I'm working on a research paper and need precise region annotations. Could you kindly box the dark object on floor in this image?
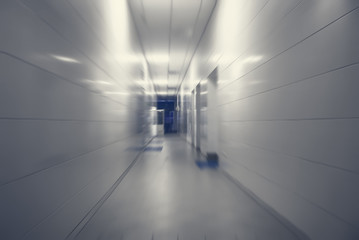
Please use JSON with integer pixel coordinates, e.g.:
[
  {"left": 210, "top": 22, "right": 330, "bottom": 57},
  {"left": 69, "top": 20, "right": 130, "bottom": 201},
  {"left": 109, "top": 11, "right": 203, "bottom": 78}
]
[
  {"left": 144, "top": 146, "right": 163, "bottom": 152},
  {"left": 195, "top": 160, "right": 219, "bottom": 169}
]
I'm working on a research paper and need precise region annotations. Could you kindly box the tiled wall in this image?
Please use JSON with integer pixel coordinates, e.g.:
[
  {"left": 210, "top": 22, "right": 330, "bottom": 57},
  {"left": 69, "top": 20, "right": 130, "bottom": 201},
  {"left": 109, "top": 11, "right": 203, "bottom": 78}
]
[
  {"left": 180, "top": 0, "right": 359, "bottom": 239},
  {"left": 0, "top": 0, "right": 151, "bottom": 239}
]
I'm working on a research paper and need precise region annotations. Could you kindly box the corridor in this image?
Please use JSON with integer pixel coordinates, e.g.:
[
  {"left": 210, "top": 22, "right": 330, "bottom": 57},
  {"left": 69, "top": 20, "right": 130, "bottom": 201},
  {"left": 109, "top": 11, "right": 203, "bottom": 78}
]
[
  {"left": 1, "top": 0, "right": 359, "bottom": 239},
  {"left": 71, "top": 136, "right": 302, "bottom": 240}
]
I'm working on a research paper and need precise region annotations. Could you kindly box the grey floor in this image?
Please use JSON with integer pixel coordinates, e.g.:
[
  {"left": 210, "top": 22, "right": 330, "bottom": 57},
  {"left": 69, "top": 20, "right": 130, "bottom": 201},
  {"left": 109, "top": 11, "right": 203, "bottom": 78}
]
[{"left": 76, "top": 136, "right": 300, "bottom": 240}]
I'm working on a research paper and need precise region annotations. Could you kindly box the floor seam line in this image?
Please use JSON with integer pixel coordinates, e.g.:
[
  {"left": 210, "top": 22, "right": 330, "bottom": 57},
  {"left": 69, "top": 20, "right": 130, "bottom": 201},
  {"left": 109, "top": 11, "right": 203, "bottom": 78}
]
[{"left": 64, "top": 137, "right": 156, "bottom": 240}]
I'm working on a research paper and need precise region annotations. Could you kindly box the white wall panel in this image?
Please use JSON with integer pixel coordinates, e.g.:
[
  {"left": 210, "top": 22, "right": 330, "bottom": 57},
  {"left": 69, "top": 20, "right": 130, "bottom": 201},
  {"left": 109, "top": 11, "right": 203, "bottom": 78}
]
[
  {"left": 219, "top": 8, "right": 359, "bottom": 105},
  {"left": 218, "top": 0, "right": 359, "bottom": 90},
  {"left": 0, "top": 55, "right": 131, "bottom": 121},
  {"left": 0, "top": 0, "right": 148, "bottom": 239},
  {"left": 179, "top": 0, "right": 359, "bottom": 239},
  {"left": 219, "top": 64, "right": 359, "bottom": 122},
  {"left": 1, "top": 140, "right": 137, "bottom": 239},
  {"left": 0, "top": 120, "right": 136, "bottom": 184},
  {"left": 222, "top": 157, "right": 358, "bottom": 240},
  {"left": 220, "top": 122, "right": 359, "bottom": 226}
]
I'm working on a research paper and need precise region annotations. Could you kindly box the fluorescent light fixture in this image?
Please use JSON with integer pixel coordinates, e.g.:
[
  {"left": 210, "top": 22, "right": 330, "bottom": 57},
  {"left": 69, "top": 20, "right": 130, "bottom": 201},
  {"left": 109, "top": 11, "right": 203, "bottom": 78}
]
[
  {"left": 105, "top": 0, "right": 130, "bottom": 49},
  {"left": 118, "top": 52, "right": 181, "bottom": 65},
  {"left": 147, "top": 53, "right": 169, "bottom": 63},
  {"left": 242, "top": 55, "right": 263, "bottom": 63},
  {"left": 85, "top": 80, "right": 113, "bottom": 85},
  {"left": 104, "top": 91, "right": 129, "bottom": 95},
  {"left": 135, "top": 79, "right": 147, "bottom": 84},
  {"left": 96, "top": 81, "right": 113, "bottom": 85},
  {"left": 153, "top": 80, "right": 168, "bottom": 86},
  {"left": 145, "top": 91, "right": 168, "bottom": 95},
  {"left": 51, "top": 55, "right": 80, "bottom": 63},
  {"left": 200, "top": 80, "right": 208, "bottom": 85},
  {"left": 200, "top": 91, "right": 208, "bottom": 95}
]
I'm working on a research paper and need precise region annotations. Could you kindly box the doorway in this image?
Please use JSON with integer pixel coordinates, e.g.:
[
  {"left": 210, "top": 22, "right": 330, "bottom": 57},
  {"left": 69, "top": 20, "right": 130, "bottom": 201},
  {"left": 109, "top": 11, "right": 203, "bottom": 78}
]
[{"left": 156, "top": 96, "right": 178, "bottom": 134}]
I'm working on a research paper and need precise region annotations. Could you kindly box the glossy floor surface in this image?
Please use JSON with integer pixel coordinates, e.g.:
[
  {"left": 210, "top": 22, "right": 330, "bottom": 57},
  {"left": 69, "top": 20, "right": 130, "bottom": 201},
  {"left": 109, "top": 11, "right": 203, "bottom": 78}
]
[{"left": 74, "top": 136, "right": 300, "bottom": 240}]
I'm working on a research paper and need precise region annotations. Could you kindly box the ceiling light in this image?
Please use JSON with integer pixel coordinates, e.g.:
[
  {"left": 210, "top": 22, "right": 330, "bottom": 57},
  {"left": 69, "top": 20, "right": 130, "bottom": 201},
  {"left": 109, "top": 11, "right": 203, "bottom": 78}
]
[
  {"left": 85, "top": 80, "right": 113, "bottom": 85},
  {"left": 104, "top": 91, "right": 129, "bottom": 95},
  {"left": 147, "top": 53, "right": 169, "bottom": 63},
  {"left": 145, "top": 91, "right": 168, "bottom": 95},
  {"left": 242, "top": 55, "right": 263, "bottom": 63},
  {"left": 153, "top": 80, "right": 168, "bottom": 86},
  {"left": 51, "top": 55, "right": 80, "bottom": 63}
]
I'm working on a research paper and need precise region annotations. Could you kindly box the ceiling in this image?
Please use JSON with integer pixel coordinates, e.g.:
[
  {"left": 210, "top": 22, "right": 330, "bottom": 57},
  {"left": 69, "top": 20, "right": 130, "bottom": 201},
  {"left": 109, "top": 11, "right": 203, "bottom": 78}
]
[{"left": 127, "top": 0, "right": 217, "bottom": 96}]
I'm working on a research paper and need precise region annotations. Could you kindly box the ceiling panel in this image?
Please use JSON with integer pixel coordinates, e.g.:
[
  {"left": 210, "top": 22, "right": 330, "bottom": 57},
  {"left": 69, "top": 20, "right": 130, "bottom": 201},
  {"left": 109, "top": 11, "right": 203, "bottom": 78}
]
[{"left": 128, "top": 0, "right": 217, "bottom": 96}]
